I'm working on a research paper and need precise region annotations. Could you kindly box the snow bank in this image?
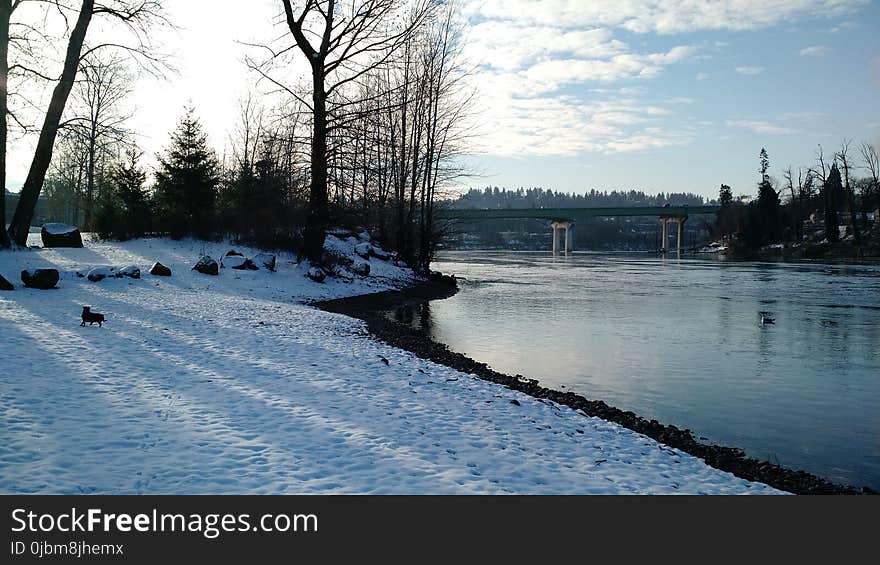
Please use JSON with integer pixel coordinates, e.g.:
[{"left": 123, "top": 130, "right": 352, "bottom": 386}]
[{"left": 0, "top": 235, "right": 782, "bottom": 494}]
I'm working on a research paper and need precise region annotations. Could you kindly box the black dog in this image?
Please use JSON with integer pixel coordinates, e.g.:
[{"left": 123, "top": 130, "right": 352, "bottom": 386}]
[{"left": 81, "top": 306, "right": 105, "bottom": 327}]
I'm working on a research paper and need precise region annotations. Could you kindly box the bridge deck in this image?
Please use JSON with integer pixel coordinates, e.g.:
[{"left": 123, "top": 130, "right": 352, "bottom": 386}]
[{"left": 438, "top": 206, "right": 719, "bottom": 222}]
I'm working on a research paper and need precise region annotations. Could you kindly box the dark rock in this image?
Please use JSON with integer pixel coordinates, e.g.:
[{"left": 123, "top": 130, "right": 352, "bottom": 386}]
[
  {"left": 193, "top": 256, "right": 219, "bottom": 276},
  {"left": 149, "top": 262, "right": 172, "bottom": 276},
  {"left": 21, "top": 269, "right": 59, "bottom": 289},
  {"left": 119, "top": 265, "right": 141, "bottom": 279},
  {"left": 307, "top": 266, "right": 327, "bottom": 283},
  {"left": 234, "top": 259, "right": 259, "bottom": 271},
  {"left": 225, "top": 249, "right": 244, "bottom": 257},
  {"left": 352, "top": 261, "right": 371, "bottom": 276},
  {"left": 0, "top": 274, "right": 14, "bottom": 291},
  {"left": 40, "top": 223, "right": 83, "bottom": 248},
  {"left": 510, "top": 399, "right": 520, "bottom": 406},
  {"left": 252, "top": 253, "right": 276, "bottom": 272}
]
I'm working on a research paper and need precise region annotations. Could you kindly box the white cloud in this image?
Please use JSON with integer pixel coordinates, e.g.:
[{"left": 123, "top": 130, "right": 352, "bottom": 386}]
[
  {"left": 736, "top": 66, "right": 766, "bottom": 75},
  {"left": 696, "top": 72, "right": 709, "bottom": 80},
  {"left": 727, "top": 120, "right": 795, "bottom": 134},
  {"left": 800, "top": 45, "right": 830, "bottom": 56},
  {"left": 465, "top": 0, "right": 867, "bottom": 34}
]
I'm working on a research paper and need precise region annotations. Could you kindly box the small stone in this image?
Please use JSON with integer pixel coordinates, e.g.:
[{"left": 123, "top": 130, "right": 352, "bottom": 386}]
[
  {"left": 307, "top": 266, "right": 327, "bottom": 283},
  {"left": 193, "top": 256, "right": 219, "bottom": 276},
  {"left": 252, "top": 253, "right": 276, "bottom": 272},
  {"left": 149, "top": 262, "right": 172, "bottom": 276},
  {"left": 354, "top": 242, "right": 372, "bottom": 260},
  {"left": 119, "top": 265, "right": 141, "bottom": 279},
  {"left": 352, "top": 261, "right": 371, "bottom": 276},
  {"left": 87, "top": 266, "right": 119, "bottom": 282}
]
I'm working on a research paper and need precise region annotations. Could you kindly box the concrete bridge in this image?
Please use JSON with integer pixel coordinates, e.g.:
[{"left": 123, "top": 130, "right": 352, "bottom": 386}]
[{"left": 437, "top": 205, "right": 720, "bottom": 255}]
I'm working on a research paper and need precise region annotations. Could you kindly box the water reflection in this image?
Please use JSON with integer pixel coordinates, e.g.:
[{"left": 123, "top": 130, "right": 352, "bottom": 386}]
[{"left": 412, "top": 251, "right": 880, "bottom": 490}]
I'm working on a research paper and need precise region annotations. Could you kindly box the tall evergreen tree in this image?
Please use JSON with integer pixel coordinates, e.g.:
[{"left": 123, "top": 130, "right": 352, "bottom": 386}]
[
  {"left": 756, "top": 148, "right": 781, "bottom": 244},
  {"left": 824, "top": 164, "right": 843, "bottom": 243},
  {"left": 153, "top": 108, "right": 219, "bottom": 238},
  {"left": 113, "top": 146, "right": 150, "bottom": 238},
  {"left": 717, "top": 183, "right": 735, "bottom": 236}
]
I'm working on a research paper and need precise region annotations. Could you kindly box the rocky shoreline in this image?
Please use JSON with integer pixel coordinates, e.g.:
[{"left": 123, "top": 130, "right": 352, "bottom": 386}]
[{"left": 315, "top": 276, "right": 875, "bottom": 495}]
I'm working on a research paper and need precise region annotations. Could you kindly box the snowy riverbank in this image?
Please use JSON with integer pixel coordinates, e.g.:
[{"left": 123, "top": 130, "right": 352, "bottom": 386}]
[{"left": 0, "top": 236, "right": 782, "bottom": 494}]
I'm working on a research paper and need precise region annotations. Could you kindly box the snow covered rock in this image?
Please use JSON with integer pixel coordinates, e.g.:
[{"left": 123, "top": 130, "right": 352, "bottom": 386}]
[
  {"left": 252, "top": 253, "right": 276, "bottom": 272},
  {"left": 352, "top": 261, "right": 371, "bottom": 277},
  {"left": 0, "top": 274, "right": 14, "bottom": 291},
  {"left": 221, "top": 254, "right": 247, "bottom": 269},
  {"left": 119, "top": 265, "right": 141, "bottom": 279},
  {"left": 21, "top": 269, "right": 59, "bottom": 289},
  {"left": 40, "top": 223, "right": 83, "bottom": 248},
  {"left": 354, "top": 242, "right": 372, "bottom": 260},
  {"left": 149, "top": 262, "right": 172, "bottom": 276},
  {"left": 370, "top": 246, "right": 391, "bottom": 261},
  {"left": 224, "top": 249, "right": 244, "bottom": 257},
  {"left": 358, "top": 230, "right": 371, "bottom": 241},
  {"left": 193, "top": 256, "right": 219, "bottom": 276},
  {"left": 307, "top": 266, "right": 327, "bottom": 283},
  {"left": 86, "top": 266, "right": 120, "bottom": 282}
]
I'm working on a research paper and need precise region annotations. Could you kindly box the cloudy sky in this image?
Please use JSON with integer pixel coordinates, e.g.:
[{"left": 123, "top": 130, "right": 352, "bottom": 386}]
[{"left": 8, "top": 0, "right": 880, "bottom": 200}]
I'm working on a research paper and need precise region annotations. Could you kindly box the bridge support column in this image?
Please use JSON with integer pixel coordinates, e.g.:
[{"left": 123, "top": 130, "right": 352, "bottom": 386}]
[
  {"left": 659, "top": 216, "right": 687, "bottom": 254},
  {"left": 550, "top": 221, "right": 572, "bottom": 255}
]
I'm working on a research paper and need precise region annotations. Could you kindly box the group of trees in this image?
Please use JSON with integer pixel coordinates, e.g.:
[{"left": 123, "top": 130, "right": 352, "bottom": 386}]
[
  {"left": 717, "top": 142, "right": 880, "bottom": 251},
  {"left": 452, "top": 187, "right": 710, "bottom": 210},
  {"left": 2, "top": 0, "right": 470, "bottom": 273}
]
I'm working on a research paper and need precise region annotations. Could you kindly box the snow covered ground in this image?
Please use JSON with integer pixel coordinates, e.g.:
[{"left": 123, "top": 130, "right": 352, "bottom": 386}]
[{"left": 0, "top": 235, "right": 783, "bottom": 494}]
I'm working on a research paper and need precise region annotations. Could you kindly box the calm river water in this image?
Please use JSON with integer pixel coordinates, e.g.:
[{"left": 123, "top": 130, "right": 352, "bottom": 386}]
[{"left": 424, "top": 251, "right": 880, "bottom": 490}]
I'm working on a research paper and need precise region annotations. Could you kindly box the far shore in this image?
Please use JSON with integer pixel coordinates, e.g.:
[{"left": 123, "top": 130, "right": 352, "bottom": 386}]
[{"left": 314, "top": 277, "right": 875, "bottom": 495}]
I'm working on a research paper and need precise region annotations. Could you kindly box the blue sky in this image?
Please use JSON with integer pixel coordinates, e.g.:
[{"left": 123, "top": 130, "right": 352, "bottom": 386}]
[
  {"left": 462, "top": 0, "right": 880, "bottom": 200},
  {"left": 7, "top": 0, "right": 879, "bottom": 202}
]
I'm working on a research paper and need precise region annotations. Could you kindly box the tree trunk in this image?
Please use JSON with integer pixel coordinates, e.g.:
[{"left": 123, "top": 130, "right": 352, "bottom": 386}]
[
  {"left": 0, "top": 0, "right": 11, "bottom": 248},
  {"left": 303, "top": 64, "right": 328, "bottom": 262},
  {"left": 7, "top": 0, "right": 93, "bottom": 246}
]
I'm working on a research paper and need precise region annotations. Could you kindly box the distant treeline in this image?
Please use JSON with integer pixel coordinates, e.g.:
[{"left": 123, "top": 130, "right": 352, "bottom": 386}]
[{"left": 450, "top": 187, "right": 712, "bottom": 210}]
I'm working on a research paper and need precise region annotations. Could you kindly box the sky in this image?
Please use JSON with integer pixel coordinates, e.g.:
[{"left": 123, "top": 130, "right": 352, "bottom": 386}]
[{"left": 6, "top": 0, "right": 880, "bottom": 201}]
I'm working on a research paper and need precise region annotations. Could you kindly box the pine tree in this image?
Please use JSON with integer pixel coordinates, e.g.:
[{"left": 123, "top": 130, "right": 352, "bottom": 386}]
[
  {"left": 153, "top": 107, "right": 220, "bottom": 238},
  {"left": 113, "top": 146, "right": 150, "bottom": 238},
  {"left": 824, "top": 164, "right": 842, "bottom": 243},
  {"left": 756, "top": 148, "right": 781, "bottom": 244}
]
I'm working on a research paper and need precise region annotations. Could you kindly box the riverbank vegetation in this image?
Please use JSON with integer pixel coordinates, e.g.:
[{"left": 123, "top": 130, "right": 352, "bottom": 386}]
[
  {"left": 717, "top": 144, "right": 880, "bottom": 259},
  {"left": 2, "top": 1, "right": 471, "bottom": 273}
]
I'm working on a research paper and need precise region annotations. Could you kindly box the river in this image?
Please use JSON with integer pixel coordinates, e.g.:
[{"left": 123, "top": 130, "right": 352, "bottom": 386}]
[{"left": 420, "top": 251, "right": 880, "bottom": 490}]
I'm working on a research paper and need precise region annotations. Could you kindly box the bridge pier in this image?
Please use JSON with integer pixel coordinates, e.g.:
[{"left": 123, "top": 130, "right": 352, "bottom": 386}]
[
  {"left": 550, "top": 221, "right": 572, "bottom": 255},
  {"left": 659, "top": 216, "right": 687, "bottom": 254}
]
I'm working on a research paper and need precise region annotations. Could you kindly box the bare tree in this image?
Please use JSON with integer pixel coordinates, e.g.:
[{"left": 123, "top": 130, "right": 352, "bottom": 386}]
[
  {"left": 271, "top": 0, "right": 436, "bottom": 262},
  {"left": 861, "top": 142, "right": 879, "bottom": 213},
  {"left": 836, "top": 139, "right": 860, "bottom": 246},
  {"left": 63, "top": 52, "right": 132, "bottom": 229},
  {"left": 6, "top": 0, "right": 167, "bottom": 247}
]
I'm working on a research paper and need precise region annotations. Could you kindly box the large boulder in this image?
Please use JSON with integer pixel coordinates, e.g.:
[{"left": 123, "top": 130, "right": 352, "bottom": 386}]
[
  {"left": 0, "top": 274, "right": 14, "bottom": 291},
  {"left": 149, "top": 262, "right": 172, "bottom": 276},
  {"left": 192, "top": 256, "right": 219, "bottom": 276},
  {"left": 252, "top": 253, "right": 276, "bottom": 272},
  {"left": 21, "top": 269, "right": 59, "bottom": 289},
  {"left": 41, "top": 223, "right": 83, "bottom": 248}
]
